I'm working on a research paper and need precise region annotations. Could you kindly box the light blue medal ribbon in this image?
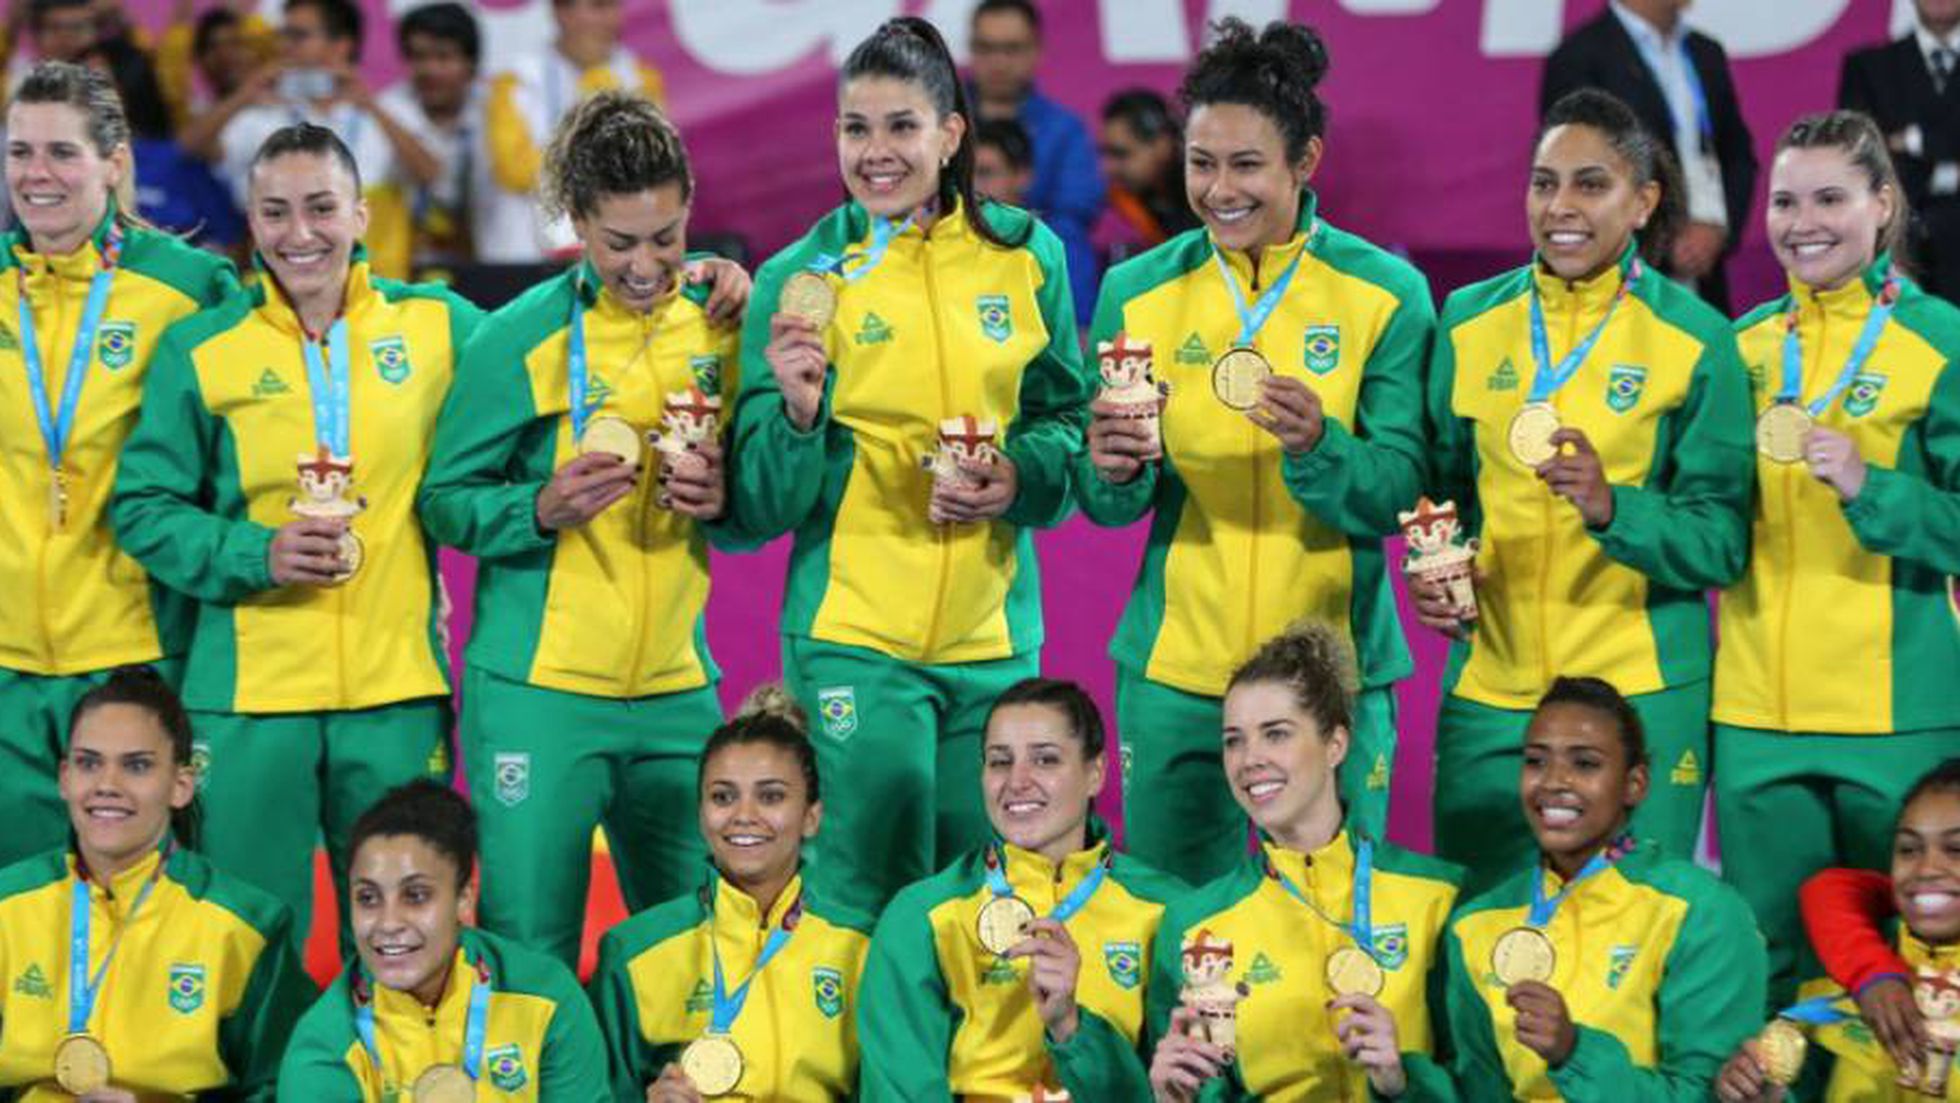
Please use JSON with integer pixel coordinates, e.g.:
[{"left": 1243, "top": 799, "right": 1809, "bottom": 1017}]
[
  {"left": 1267, "top": 836, "right": 1377, "bottom": 959},
  {"left": 1778, "top": 994, "right": 1857, "bottom": 1026},
  {"left": 706, "top": 890, "right": 803, "bottom": 1035},
  {"left": 984, "top": 843, "right": 1113, "bottom": 925},
  {"left": 67, "top": 843, "right": 167, "bottom": 1036},
  {"left": 568, "top": 276, "right": 598, "bottom": 441},
  {"left": 299, "top": 318, "right": 352, "bottom": 455},
  {"left": 16, "top": 224, "right": 123, "bottom": 482},
  {"left": 1209, "top": 234, "right": 1307, "bottom": 348},
  {"left": 1528, "top": 835, "right": 1632, "bottom": 927},
  {"left": 354, "top": 954, "right": 491, "bottom": 1083},
  {"left": 1526, "top": 257, "right": 1640, "bottom": 404},
  {"left": 805, "top": 213, "right": 915, "bottom": 283},
  {"left": 1776, "top": 270, "right": 1899, "bottom": 417}
]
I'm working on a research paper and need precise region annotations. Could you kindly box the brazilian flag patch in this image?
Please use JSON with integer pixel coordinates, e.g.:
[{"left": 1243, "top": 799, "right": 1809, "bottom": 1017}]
[
  {"left": 370, "top": 336, "right": 410, "bottom": 384},
  {"left": 98, "top": 321, "right": 136, "bottom": 369}
]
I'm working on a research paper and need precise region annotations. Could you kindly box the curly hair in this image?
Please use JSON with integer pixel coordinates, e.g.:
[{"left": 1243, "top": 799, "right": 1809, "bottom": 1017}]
[
  {"left": 1179, "top": 18, "right": 1331, "bottom": 162},
  {"left": 1227, "top": 621, "right": 1359, "bottom": 740},
  {"left": 541, "top": 89, "right": 692, "bottom": 222}
]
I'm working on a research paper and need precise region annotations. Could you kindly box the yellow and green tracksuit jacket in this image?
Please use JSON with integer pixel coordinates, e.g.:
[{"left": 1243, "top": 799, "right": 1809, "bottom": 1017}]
[
  {"left": 0, "top": 844, "right": 313, "bottom": 1100},
  {"left": 419, "top": 261, "right": 741, "bottom": 699},
  {"left": 856, "top": 827, "right": 1184, "bottom": 1100},
  {"left": 732, "top": 200, "right": 1091, "bottom": 664},
  {"left": 277, "top": 926, "right": 609, "bottom": 1100},
  {"left": 0, "top": 219, "right": 237, "bottom": 677},
  {"left": 1075, "top": 194, "right": 1432, "bottom": 695},
  {"left": 1794, "top": 926, "right": 1959, "bottom": 1101},
  {"left": 1427, "top": 250, "right": 1754, "bottom": 708},
  {"left": 1434, "top": 840, "right": 1766, "bottom": 1101},
  {"left": 1130, "top": 831, "right": 1462, "bottom": 1101},
  {"left": 109, "top": 255, "right": 484, "bottom": 713},
  {"left": 1717, "top": 258, "right": 1960, "bottom": 735},
  {"left": 588, "top": 871, "right": 872, "bottom": 1101}
]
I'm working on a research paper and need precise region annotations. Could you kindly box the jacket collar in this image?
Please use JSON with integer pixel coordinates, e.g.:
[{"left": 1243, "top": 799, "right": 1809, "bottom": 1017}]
[
  {"left": 1532, "top": 239, "right": 1640, "bottom": 314},
  {"left": 1260, "top": 825, "right": 1357, "bottom": 891},
  {"left": 7, "top": 208, "right": 121, "bottom": 282},
  {"left": 1786, "top": 252, "right": 1897, "bottom": 325},
  {"left": 71, "top": 839, "right": 169, "bottom": 902},
  {"left": 572, "top": 259, "right": 683, "bottom": 322},
  {"left": 1207, "top": 189, "right": 1320, "bottom": 288},
  {"left": 254, "top": 245, "right": 378, "bottom": 340},
  {"left": 989, "top": 815, "right": 1112, "bottom": 896},
  {"left": 708, "top": 869, "right": 806, "bottom": 932}
]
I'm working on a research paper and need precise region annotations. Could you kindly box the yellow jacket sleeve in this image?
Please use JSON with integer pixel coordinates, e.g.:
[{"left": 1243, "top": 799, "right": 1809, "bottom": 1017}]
[{"left": 487, "top": 72, "right": 542, "bottom": 194}]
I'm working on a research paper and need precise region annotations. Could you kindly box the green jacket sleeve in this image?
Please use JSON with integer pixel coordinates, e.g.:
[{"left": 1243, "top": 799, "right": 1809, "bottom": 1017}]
[
  {"left": 1380, "top": 905, "right": 1469, "bottom": 1102},
  {"left": 1587, "top": 329, "right": 1753, "bottom": 589},
  {"left": 1438, "top": 926, "right": 1514, "bottom": 1102},
  {"left": 538, "top": 979, "right": 613, "bottom": 1102},
  {"left": 417, "top": 316, "right": 557, "bottom": 561},
  {"left": 856, "top": 890, "right": 956, "bottom": 1102},
  {"left": 1547, "top": 881, "right": 1766, "bottom": 1103},
  {"left": 1000, "top": 221, "right": 1092, "bottom": 530},
  {"left": 1070, "top": 264, "right": 1158, "bottom": 528},
  {"left": 1284, "top": 270, "right": 1435, "bottom": 537},
  {"left": 1050, "top": 1006, "right": 1152, "bottom": 1101},
  {"left": 1422, "top": 313, "right": 1478, "bottom": 518},
  {"left": 588, "top": 932, "right": 659, "bottom": 1103},
  {"left": 214, "top": 911, "right": 315, "bottom": 1102},
  {"left": 1842, "top": 359, "right": 1960, "bottom": 571},
  {"left": 728, "top": 254, "right": 834, "bottom": 542},
  {"left": 110, "top": 325, "right": 278, "bottom": 603},
  {"left": 273, "top": 1006, "right": 365, "bottom": 1102}
]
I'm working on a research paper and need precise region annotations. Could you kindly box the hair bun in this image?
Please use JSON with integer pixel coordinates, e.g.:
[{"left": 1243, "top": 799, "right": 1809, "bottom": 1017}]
[
  {"left": 1260, "top": 22, "right": 1329, "bottom": 88},
  {"left": 735, "top": 683, "right": 808, "bottom": 733}
]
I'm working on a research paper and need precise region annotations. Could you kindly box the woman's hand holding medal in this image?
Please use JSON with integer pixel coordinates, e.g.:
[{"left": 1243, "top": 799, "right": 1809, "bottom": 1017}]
[
  {"left": 1800, "top": 426, "right": 1868, "bottom": 502},
  {"left": 765, "top": 314, "right": 828, "bottom": 432},
  {"left": 1005, "top": 917, "right": 1083, "bottom": 1044},
  {"left": 1332, "top": 992, "right": 1409, "bottom": 1097},
  {"left": 1535, "top": 428, "right": 1614, "bottom": 529},
  {"left": 268, "top": 517, "right": 353, "bottom": 586},
  {"left": 1507, "top": 980, "right": 1578, "bottom": 1067},
  {"left": 1086, "top": 397, "right": 1160, "bottom": 485},
  {"left": 929, "top": 454, "right": 1018, "bottom": 525},
  {"left": 660, "top": 439, "right": 726, "bottom": 521},
  {"left": 1246, "top": 375, "right": 1325, "bottom": 455},
  {"left": 535, "top": 453, "right": 638, "bottom": 532},
  {"left": 647, "top": 1062, "right": 705, "bottom": 1103}
]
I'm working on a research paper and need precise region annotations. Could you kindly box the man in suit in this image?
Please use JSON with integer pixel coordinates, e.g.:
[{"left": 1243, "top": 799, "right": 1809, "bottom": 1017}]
[
  {"left": 1841, "top": 0, "right": 1960, "bottom": 304},
  {"left": 1542, "top": 0, "right": 1757, "bottom": 312}
]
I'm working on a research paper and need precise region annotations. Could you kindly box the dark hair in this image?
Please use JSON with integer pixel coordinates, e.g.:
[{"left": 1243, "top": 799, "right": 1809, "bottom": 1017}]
[
  {"left": 11, "top": 62, "right": 141, "bottom": 222},
  {"left": 541, "top": 90, "right": 691, "bottom": 221},
  {"left": 1227, "top": 621, "right": 1357, "bottom": 741},
  {"left": 1535, "top": 676, "right": 1648, "bottom": 766},
  {"left": 1538, "top": 88, "right": 1685, "bottom": 272},
  {"left": 1179, "top": 18, "right": 1330, "bottom": 162},
  {"left": 29, "top": 0, "right": 92, "bottom": 31},
  {"left": 1902, "top": 758, "right": 1960, "bottom": 815},
  {"left": 192, "top": 8, "right": 241, "bottom": 59},
  {"left": 284, "top": 0, "right": 363, "bottom": 58},
  {"left": 68, "top": 666, "right": 200, "bottom": 850},
  {"left": 250, "top": 120, "right": 363, "bottom": 193},
  {"left": 398, "top": 1, "right": 481, "bottom": 69},
  {"left": 1103, "top": 87, "right": 1179, "bottom": 143},
  {"left": 1777, "top": 110, "right": 1911, "bottom": 265},
  {"left": 975, "top": 118, "right": 1033, "bottom": 172},
  {"left": 840, "top": 17, "right": 1027, "bottom": 249},
  {"left": 348, "top": 779, "right": 477, "bottom": 891},
  {"left": 985, "top": 678, "right": 1108, "bottom": 761},
  {"left": 699, "top": 685, "right": 820, "bottom": 802},
  {"left": 973, "top": 0, "right": 1041, "bottom": 35}
]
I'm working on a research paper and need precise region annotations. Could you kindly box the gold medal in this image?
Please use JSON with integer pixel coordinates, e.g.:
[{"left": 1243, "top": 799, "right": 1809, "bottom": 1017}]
[
  {"left": 325, "top": 529, "right": 364, "bottom": 585},
  {"left": 1754, "top": 1018, "right": 1808, "bottom": 1085},
  {"left": 1506, "top": 402, "right": 1563, "bottom": 468},
  {"left": 1210, "top": 346, "right": 1273, "bottom": 411},
  {"left": 779, "top": 271, "right": 839, "bottom": 330},
  {"left": 975, "top": 894, "right": 1037, "bottom": 957},
  {"left": 577, "top": 414, "right": 644, "bottom": 467},
  {"left": 1755, "top": 403, "right": 1812, "bottom": 465},
  {"left": 410, "top": 1063, "right": 475, "bottom": 1103},
  {"left": 53, "top": 1032, "right": 112, "bottom": 1094},
  {"left": 1324, "top": 945, "right": 1385, "bottom": 998},
  {"left": 680, "top": 1033, "right": 746, "bottom": 1097},
  {"left": 1490, "top": 926, "right": 1557, "bottom": 987}
]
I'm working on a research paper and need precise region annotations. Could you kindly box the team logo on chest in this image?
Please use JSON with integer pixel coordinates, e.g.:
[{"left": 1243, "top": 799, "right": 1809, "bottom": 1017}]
[
  {"left": 1607, "top": 944, "right": 1639, "bottom": 989},
  {"left": 1104, "top": 940, "right": 1143, "bottom": 989},
  {"left": 1606, "top": 364, "right": 1647, "bottom": 413},
  {"left": 689, "top": 354, "right": 723, "bottom": 394},
  {"left": 977, "top": 295, "right": 1013, "bottom": 343},
  {"left": 97, "top": 321, "right": 136, "bottom": 370},
  {"left": 485, "top": 1045, "right": 528, "bottom": 1091},
  {"left": 1176, "top": 333, "right": 1211, "bottom": 366},
  {"left": 1487, "top": 358, "right": 1519, "bottom": 392},
  {"left": 493, "top": 752, "right": 531, "bottom": 807},
  {"left": 168, "top": 963, "right": 206, "bottom": 1014},
  {"left": 813, "top": 966, "right": 844, "bottom": 1018},
  {"left": 1303, "top": 325, "right": 1340, "bottom": 374},
  {"left": 370, "top": 336, "right": 410, "bottom": 385},
  {"left": 1844, "top": 372, "right": 1887, "bottom": 417},
  {"left": 816, "top": 687, "right": 858, "bottom": 741},
  {"left": 1371, "top": 924, "right": 1410, "bottom": 971},
  {"left": 855, "top": 312, "right": 894, "bottom": 346}
]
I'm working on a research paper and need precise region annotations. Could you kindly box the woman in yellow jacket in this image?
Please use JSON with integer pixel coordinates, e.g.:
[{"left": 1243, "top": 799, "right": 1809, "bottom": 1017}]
[
  {"left": 1716, "top": 110, "right": 1960, "bottom": 1010},
  {"left": 858, "top": 678, "right": 1184, "bottom": 1101},
  {"left": 1077, "top": 17, "right": 1434, "bottom": 886},
  {"left": 589, "top": 687, "right": 871, "bottom": 1102},
  {"left": 0, "top": 61, "right": 237, "bottom": 871},
  {"left": 1412, "top": 89, "right": 1755, "bottom": 886},
  {"left": 0, "top": 666, "right": 313, "bottom": 1099},
  {"left": 1141, "top": 624, "right": 1464, "bottom": 1102},
  {"left": 731, "top": 16, "right": 1091, "bottom": 920}
]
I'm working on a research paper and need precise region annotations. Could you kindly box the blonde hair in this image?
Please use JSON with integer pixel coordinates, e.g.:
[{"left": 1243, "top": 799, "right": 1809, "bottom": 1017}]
[
  {"left": 11, "top": 61, "right": 141, "bottom": 228},
  {"left": 1226, "top": 620, "right": 1359, "bottom": 738}
]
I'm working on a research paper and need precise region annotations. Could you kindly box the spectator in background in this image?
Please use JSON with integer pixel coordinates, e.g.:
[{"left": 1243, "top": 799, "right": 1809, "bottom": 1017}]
[
  {"left": 968, "top": 0, "right": 1103, "bottom": 325},
  {"left": 1097, "top": 86, "right": 1197, "bottom": 255},
  {"left": 381, "top": 2, "right": 484, "bottom": 271},
  {"left": 1542, "top": 0, "right": 1756, "bottom": 312},
  {"left": 80, "top": 42, "right": 243, "bottom": 249},
  {"left": 185, "top": 0, "right": 440, "bottom": 280},
  {"left": 1841, "top": 0, "right": 1960, "bottom": 304},
  {"left": 19, "top": 0, "right": 96, "bottom": 70},
  {"left": 158, "top": 1, "right": 275, "bottom": 135},
  {"left": 482, "top": 0, "right": 664, "bottom": 262},
  {"left": 973, "top": 116, "right": 1033, "bottom": 207}
]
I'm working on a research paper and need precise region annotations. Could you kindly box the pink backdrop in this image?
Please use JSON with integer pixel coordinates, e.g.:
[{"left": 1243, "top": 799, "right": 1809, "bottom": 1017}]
[{"left": 117, "top": 0, "right": 1908, "bottom": 850}]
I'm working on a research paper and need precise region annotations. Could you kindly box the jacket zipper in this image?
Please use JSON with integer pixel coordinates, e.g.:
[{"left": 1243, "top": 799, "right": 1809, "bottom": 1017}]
[
  {"left": 625, "top": 309, "right": 659, "bottom": 693},
  {"left": 1245, "top": 248, "right": 1265, "bottom": 657},
  {"left": 1538, "top": 285, "right": 1581, "bottom": 689},
  {"left": 1775, "top": 298, "right": 1822, "bottom": 729},
  {"left": 35, "top": 263, "right": 64, "bottom": 669},
  {"left": 920, "top": 232, "right": 954, "bottom": 657}
]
